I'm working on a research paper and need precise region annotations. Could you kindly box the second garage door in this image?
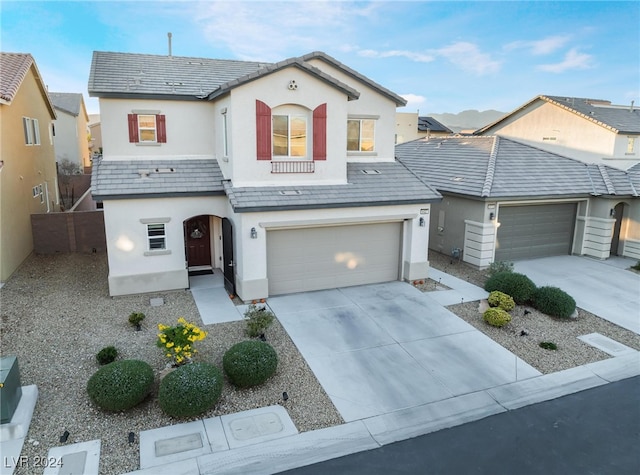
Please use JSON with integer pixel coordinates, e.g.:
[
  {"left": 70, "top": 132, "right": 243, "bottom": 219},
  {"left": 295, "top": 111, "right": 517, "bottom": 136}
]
[
  {"left": 267, "top": 222, "right": 402, "bottom": 295},
  {"left": 495, "top": 203, "right": 576, "bottom": 261}
]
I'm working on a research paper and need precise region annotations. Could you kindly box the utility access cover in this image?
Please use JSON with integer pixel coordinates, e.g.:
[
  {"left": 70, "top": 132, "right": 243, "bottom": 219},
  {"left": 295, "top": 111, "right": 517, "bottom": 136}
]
[{"left": 229, "top": 412, "right": 284, "bottom": 441}]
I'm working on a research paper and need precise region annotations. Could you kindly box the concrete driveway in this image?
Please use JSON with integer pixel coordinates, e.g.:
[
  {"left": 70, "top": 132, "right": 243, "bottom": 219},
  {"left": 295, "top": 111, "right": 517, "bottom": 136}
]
[
  {"left": 514, "top": 255, "right": 640, "bottom": 334},
  {"left": 268, "top": 281, "right": 540, "bottom": 422}
]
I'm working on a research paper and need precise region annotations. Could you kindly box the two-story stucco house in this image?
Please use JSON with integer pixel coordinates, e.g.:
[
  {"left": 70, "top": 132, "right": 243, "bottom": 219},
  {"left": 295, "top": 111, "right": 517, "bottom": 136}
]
[
  {"left": 49, "top": 92, "right": 91, "bottom": 172},
  {"left": 89, "top": 51, "right": 441, "bottom": 298},
  {"left": 0, "top": 52, "right": 59, "bottom": 284},
  {"left": 475, "top": 95, "right": 640, "bottom": 171}
]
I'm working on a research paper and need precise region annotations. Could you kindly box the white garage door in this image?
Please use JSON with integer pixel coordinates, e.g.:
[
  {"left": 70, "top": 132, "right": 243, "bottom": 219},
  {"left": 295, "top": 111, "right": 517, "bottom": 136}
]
[
  {"left": 495, "top": 203, "right": 576, "bottom": 261},
  {"left": 267, "top": 222, "right": 402, "bottom": 295}
]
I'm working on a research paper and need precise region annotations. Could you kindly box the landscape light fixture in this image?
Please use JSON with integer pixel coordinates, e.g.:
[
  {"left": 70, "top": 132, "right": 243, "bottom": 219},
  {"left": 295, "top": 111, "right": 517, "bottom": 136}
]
[
  {"left": 250, "top": 227, "right": 258, "bottom": 239},
  {"left": 489, "top": 212, "right": 495, "bottom": 220},
  {"left": 610, "top": 209, "right": 616, "bottom": 217},
  {"left": 419, "top": 217, "right": 425, "bottom": 227}
]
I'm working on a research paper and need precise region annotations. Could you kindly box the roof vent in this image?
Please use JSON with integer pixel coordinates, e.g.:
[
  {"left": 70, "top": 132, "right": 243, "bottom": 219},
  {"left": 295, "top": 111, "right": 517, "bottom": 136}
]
[
  {"left": 361, "top": 169, "right": 380, "bottom": 175},
  {"left": 154, "top": 167, "right": 175, "bottom": 173},
  {"left": 165, "top": 82, "right": 183, "bottom": 86},
  {"left": 451, "top": 177, "right": 464, "bottom": 182},
  {"left": 278, "top": 190, "right": 302, "bottom": 196},
  {"left": 188, "top": 61, "right": 203, "bottom": 65},
  {"left": 138, "top": 169, "right": 151, "bottom": 179}
]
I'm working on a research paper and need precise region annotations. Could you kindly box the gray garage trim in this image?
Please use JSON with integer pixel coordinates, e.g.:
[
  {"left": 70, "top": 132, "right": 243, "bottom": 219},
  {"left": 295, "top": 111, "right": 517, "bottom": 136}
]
[
  {"left": 267, "top": 222, "right": 402, "bottom": 295},
  {"left": 495, "top": 203, "right": 577, "bottom": 261}
]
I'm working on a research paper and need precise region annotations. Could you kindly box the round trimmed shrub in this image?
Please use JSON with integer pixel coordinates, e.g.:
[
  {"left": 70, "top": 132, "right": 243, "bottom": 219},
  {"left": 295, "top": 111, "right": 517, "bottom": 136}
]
[
  {"left": 483, "top": 307, "right": 512, "bottom": 327},
  {"left": 533, "top": 286, "right": 576, "bottom": 319},
  {"left": 223, "top": 341, "right": 278, "bottom": 388},
  {"left": 484, "top": 272, "right": 537, "bottom": 305},
  {"left": 158, "top": 362, "right": 223, "bottom": 418},
  {"left": 96, "top": 346, "right": 118, "bottom": 365},
  {"left": 87, "top": 359, "right": 154, "bottom": 411},
  {"left": 487, "top": 291, "right": 515, "bottom": 312}
]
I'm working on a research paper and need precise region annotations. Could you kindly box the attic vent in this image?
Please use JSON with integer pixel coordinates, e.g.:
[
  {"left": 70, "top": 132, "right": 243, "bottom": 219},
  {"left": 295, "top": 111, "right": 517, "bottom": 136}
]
[
  {"left": 361, "top": 169, "right": 381, "bottom": 175},
  {"left": 451, "top": 177, "right": 464, "bottom": 182},
  {"left": 138, "top": 169, "right": 151, "bottom": 179},
  {"left": 278, "top": 190, "right": 302, "bottom": 196},
  {"left": 154, "top": 168, "right": 176, "bottom": 173},
  {"left": 165, "top": 82, "right": 183, "bottom": 86},
  {"left": 187, "top": 61, "right": 203, "bottom": 65}
]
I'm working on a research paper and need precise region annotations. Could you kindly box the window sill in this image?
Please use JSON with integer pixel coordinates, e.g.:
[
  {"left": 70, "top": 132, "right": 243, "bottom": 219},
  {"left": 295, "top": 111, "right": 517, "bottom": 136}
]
[
  {"left": 144, "top": 250, "right": 171, "bottom": 256},
  {"left": 135, "top": 143, "right": 162, "bottom": 147},
  {"left": 347, "top": 151, "right": 378, "bottom": 157}
]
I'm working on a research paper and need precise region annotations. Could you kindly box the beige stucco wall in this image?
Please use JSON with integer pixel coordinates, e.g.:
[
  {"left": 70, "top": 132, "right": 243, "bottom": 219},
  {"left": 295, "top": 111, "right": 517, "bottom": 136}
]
[
  {"left": 0, "top": 67, "right": 58, "bottom": 282},
  {"left": 53, "top": 109, "right": 90, "bottom": 169},
  {"left": 428, "top": 194, "right": 486, "bottom": 258},
  {"left": 395, "top": 112, "right": 420, "bottom": 144}
]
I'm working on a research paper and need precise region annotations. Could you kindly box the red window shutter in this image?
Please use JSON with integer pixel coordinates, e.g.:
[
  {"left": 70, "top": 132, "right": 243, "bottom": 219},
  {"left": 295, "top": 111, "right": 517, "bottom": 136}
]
[
  {"left": 313, "top": 103, "right": 327, "bottom": 161},
  {"left": 256, "top": 100, "right": 272, "bottom": 160},
  {"left": 157, "top": 114, "right": 167, "bottom": 143},
  {"left": 127, "top": 114, "right": 139, "bottom": 143}
]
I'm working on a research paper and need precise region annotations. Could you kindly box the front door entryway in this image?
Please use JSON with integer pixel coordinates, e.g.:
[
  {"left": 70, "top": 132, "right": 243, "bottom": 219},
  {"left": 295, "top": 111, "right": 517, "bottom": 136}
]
[
  {"left": 222, "top": 218, "right": 236, "bottom": 296},
  {"left": 610, "top": 203, "right": 624, "bottom": 256},
  {"left": 185, "top": 215, "right": 212, "bottom": 268}
]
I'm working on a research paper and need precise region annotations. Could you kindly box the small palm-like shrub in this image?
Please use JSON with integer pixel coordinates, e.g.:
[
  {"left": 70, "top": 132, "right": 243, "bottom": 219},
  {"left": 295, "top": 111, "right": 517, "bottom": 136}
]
[
  {"left": 484, "top": 272, "right": 537, "bottom": 305},
  {"left": 483, "top": 307, "right": 512, "bottom": 327},
  {"left": 128, "top": 312, "right": 145, "bottom": 327},
  {"left": 96, "top": 346, "right": 118, "bottom": 365},
  {"left": 486, "top": 260, "right": 514, "bottom": 279},
  {"left": 487, "top": 291, "right": 515, "bottom": 312},
  {"left": 87, "top": 360, "right": 154, "bottom": 411},
  {"left": 223, "top": 341, "right": 278, "bottom": 388},
  {"left": 244, "top": 305, "right": 275, "bottom": 338},
  {"left": 539, "top": 341, "right": 558, "bottom": 350},
  {"left": 158, "top": 362, "right": 223, "bottom": 418},
  {"left": 533, "top": 286, "right": 576, "bottom": 319}
]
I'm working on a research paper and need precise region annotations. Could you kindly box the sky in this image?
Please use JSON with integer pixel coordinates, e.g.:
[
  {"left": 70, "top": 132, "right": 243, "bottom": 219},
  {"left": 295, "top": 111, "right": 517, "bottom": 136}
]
[{"left": 1, "top": 0, "right": 638, "bottom": 116}]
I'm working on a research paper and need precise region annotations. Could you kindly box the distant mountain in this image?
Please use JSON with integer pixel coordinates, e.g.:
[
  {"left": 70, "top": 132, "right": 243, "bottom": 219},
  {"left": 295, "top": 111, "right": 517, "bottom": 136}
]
[{"left": 426, "top": 109, "right": 506, "bottom": 133}]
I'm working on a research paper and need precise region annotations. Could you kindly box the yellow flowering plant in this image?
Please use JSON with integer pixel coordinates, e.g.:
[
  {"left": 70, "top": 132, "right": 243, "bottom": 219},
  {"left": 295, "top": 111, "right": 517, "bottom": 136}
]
[{"left": 157, "top": 317, "right": 207, "bottom": 366}]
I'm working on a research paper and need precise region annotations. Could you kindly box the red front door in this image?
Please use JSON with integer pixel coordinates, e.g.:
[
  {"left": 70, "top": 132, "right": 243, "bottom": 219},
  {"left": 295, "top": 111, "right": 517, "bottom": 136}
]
[{"left": 185, "top": 216, "right": 211, "bottom": 267}]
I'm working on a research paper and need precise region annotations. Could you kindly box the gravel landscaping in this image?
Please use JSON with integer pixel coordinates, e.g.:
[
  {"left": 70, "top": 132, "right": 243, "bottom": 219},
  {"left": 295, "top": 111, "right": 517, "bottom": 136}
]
[
  {"left": 427, "top": 251, "right": 640, "bottom": 374},
  {"left": 0, "top": 253, "right": 342, "bottom": 475}
]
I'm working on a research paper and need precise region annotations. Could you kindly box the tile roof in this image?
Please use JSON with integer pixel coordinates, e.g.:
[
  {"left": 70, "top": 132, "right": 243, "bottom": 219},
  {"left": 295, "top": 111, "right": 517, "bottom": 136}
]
[
  {"left": 49, "top": 92, "right": 84, "bottom": 116},
  {"left": 418, "top": 116, "right": 453, "bottom": 134},
  {"left": 224, "top": 162, "right": 441, "bottom": 212},
  {"left": 396, "top": 136, "right": 639, "bottom": 199},
  {"left": 91, "top": 158, "right": 225, "bottom": 200},
  {"left": 476, "top": 95, "right": 640, "bottom": 135},
  {"left": 0, "top": 52, "right": 33, "bottom": 103}
]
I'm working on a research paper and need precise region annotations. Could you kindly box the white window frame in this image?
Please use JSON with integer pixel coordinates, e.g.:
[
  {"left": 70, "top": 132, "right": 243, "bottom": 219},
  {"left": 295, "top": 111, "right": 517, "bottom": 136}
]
[
  {"left": 138, "top": 114, "right": 157, "bottom": 143},
  {"left": 32, "top": 118, "right": 40, "bottom": 145},
  {"left": 272, "top": 114, "right": 308, "bottom": 160},
  {"left": 146, "top": 223, "right": 166, "bottom": 250},
  {"left": 221, "top": 109, "right": 229, "bottom": 159},
  {"left": 23, "top": 117, "right": 34, "bottom": 145},
  {"left": 627, "top": 137, "right": 636, "bottom": 154},
  {"left": 347, "top": 118, "right": 376, "bottom": 153},
  {"left": 39, "top": 184, "right": 44, "bottom": 203}
]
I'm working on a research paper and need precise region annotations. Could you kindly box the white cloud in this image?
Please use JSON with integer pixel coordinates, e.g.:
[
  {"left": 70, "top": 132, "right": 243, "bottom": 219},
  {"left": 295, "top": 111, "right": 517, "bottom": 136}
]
[
  {"left": 434, "top": 42, "right": 501, "bottom": 75},
  {"left": 400, "top": 94, "right": 427, "bottom": 110},
  {"left": 358, "top": 49, "right": 435, "bottom": 63},
  {"left": 505, "top": 35, "right": 570, "bottom": 55},
  {"left": 537, "top": 48, "right": 594, "bottom": 73}
]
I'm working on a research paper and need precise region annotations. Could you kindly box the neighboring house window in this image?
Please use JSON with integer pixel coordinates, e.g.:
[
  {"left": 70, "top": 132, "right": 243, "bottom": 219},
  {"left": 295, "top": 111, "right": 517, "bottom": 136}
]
[
  {"left": 222, "top": 109, "right": 229, "bottom": 158},
  {"left": 147, "top": 223, "right": 166, "bottom": 250},
  {"left": 32, "top": 186, "right": 39, "bottom": 198},
  {"left": 32, "top": 119, "right": 40, "bottom": 145},
  {"left": 347, "top": 119, "right": 375, "bottom": 152},
  {"left": 23, "top": 117, "right": 34, "bottom": 145},
  {"left": 255, "top": 100, "right": 326, "bottom": 161},
  {"left": 39, "top": 184, "right": 44, "bottom": 203},
  {"left": 273, "top": 115, "right": 307, "bottom": 158},
  {"left": 627, "top": 137, "right": 636, "bottom": 154},
  {"left": 128, "top": 113, "right": 167, "bottom": 144}
]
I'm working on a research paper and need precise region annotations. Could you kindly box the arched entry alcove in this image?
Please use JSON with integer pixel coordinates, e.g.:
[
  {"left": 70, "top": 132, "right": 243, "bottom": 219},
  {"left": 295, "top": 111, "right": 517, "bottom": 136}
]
[{"left": 610, "top": 202, "right": 628, "bottom": 256}]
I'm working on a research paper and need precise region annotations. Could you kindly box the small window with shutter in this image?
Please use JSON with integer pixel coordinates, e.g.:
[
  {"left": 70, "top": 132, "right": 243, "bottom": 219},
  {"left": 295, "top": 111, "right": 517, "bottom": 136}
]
[{"left": 128, "top": 113, "right": 167, "bottom": 144}]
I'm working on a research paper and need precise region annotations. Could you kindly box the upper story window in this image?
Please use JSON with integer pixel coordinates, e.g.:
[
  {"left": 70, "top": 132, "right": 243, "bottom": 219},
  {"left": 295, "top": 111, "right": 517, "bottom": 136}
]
[
  {"left": 347, "top": 118, "right": 375, "bottom": 152},
  {"left": 273, "top": 115, "right": 307, "bottom": 158},
  {"left": 23, "top": 117, "right": 40, "bottom": 145},
  {"left": 128, "top": 113, "right": 166, "bottom": 144},
  {"left": 221, "top": 109, "right": 229, "bottom": 158},
  {"left": 627, "top": 137, "right": 636, "bottom": 154}
]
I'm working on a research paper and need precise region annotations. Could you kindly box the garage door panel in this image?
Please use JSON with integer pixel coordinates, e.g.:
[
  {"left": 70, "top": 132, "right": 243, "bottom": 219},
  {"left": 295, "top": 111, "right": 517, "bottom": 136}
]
[
  {"left": 267, "top": 222, "right": 401, "bottom": 295},
  {"left": 496, "top": 204, "right": 576, "bottom": 261}
]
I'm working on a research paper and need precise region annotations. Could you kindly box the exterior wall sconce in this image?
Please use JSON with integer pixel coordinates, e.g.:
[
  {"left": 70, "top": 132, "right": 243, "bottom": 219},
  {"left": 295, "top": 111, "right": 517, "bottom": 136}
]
[
  {"left": 610, "top": 209, "right": 616, "bottom": 217},
  {"left": 250, "top": 227, "right": 258, "bottom": 239},
  {"left": 489, "top": 212, "right": 495, "bottom": 220},
  {"left": 419, "top": 217, "right": 425, "bottom": 227}
]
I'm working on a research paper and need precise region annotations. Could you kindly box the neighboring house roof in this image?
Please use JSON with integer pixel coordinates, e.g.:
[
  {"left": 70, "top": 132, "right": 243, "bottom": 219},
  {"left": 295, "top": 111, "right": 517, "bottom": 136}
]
[
  {"left": 300, "top": 51, "right": 407, "bottom": 106},
  {"left": 206, "top": 56, "right": 359, "bottom": 101},
  {"left": 224, "top": 162, "right": 441, "bottom": 212},
  {"left": 0, "top": 52, "right": 56, "bottom": 117},
  {"left": 49, "top": 92, "right": 88, "bottom": 120},
  {"left": 476, "top": 95, "right": 640, "bottom": 135},
  {"left": 88, "top": 50, "right": 402, "bottom": 105},
  {"left": 91, "top": 158, "right": 226, "bottom": 200},
  {"left": 418, "top": 116, "right": 453, "bottom": 134},
  {"left": 396, "top": 136, "right": 639, "bottom": 199}
]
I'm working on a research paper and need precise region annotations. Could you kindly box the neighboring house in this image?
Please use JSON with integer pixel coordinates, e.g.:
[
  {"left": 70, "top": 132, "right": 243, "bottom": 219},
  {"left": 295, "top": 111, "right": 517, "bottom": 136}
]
[
  {"left": 88, "top": 113, "right": 102, "bottom": 159},
  {"left": 475, "top": 95, "right": 640, "bottom": 170},
  {"left": 0, "top": 52, "right": 59, "bottom": 284},
  {"left": 49, "top": 92, "right": 90, "bottom": 171},
  {"left": 89, "top": 51, "right": 440, "bottom": 298},
  {"left": 396, "top": 136, "right": 640, "bottom": 267},
  {"left": 395, "top": 112, "right": 453, "bottom": 144}
]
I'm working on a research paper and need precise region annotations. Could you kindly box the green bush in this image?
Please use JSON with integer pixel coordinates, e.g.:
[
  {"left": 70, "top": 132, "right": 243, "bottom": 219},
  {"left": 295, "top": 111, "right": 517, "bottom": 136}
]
[
  {"left": 539, "top": 341, "right": 558, "bottom": 350},
  {"left": 158, "top": 362, "right": 224, "bottom": 418},
  {"left": 486, "top": 260, "right": 514, "bottom": 278},
  {"left": 87, "top": 360, "right": 154, "bottom": 411},
  {"left": 128, "top": 312, "right": 146, "bottom": 327},
  {"left": 533, "top": 286, "right": 576, "bottom": 319},
  {"left": 96, "top": 346, "right": 118, "bottom": 365},
  {"left": 484, "top": 272, "right": 537, "bottom": 305},
  {"left": 483, "top": 307, "right": 512, "bottom": 327},
  {"left": 487, "top": 291, "right": 515, "bottom": 312},
  {"left": 631, "top": 260, "right": 640, "bottom": 271},
  {"left": 244, "top": 304, "right": 275, "bottom": 338},
  {"left": 223, "top": 341, "right": 278, "bottom": 388}
]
